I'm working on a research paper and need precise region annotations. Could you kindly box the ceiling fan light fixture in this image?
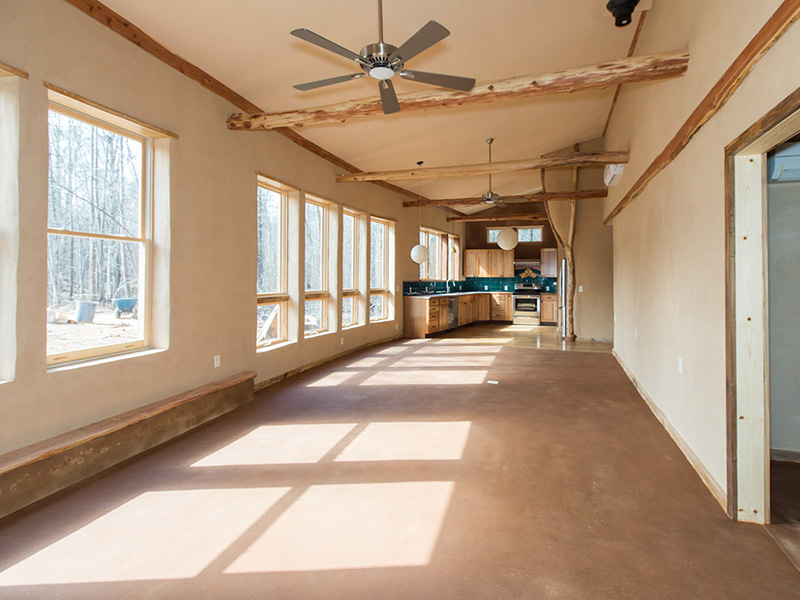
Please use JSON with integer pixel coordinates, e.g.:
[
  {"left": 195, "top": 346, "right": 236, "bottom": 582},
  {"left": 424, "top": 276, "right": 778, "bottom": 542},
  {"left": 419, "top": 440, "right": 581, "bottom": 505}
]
[{"left": 369, "top": 66, "right": 395, "bottom": 80}]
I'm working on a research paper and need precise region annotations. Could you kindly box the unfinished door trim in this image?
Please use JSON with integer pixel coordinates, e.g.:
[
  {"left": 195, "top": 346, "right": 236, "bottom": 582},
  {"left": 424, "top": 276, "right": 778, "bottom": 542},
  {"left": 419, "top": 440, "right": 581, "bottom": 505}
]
[{"left": 725, "top": 86, "right": 800, "bottom": 523}]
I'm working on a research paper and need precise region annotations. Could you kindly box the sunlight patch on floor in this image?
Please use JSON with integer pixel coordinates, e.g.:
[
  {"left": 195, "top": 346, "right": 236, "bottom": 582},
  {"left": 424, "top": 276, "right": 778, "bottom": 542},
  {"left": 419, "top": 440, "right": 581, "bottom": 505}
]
[
  {"left": 391, "top": 355, "right": 496, "bottom": 368},
  {"left": 335, "top": 422, "right": 472, "bottom": 462},
  {"left": 346, "top": 357, "right": 387, "bottom": 368},
  {"left": 191, "top": 424, "right": 357, "bottom": 467},
  {"left": 412, "top": 345, "right": 502, "bottom": 354},
  {"left": 360, "top": 370, "right": 488, "bottom": 385},
  {"left": 0, "top": 489, "right": 289, "bottom": 585},
  {"left": 307, "top": 371, "right": 359, "bottom": 387},
  {"left": 225, "top": 482, "right": 455, "bottom": 573}
]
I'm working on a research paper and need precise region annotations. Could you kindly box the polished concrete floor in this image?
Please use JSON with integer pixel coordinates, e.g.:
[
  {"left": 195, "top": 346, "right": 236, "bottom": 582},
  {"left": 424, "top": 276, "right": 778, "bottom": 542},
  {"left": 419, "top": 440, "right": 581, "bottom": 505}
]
[
  {"left": 0, "top": 328, "right": 798, "bottom": 599},
  {"left": 771, "top": 460, "right": 800, "bottom": 569}
]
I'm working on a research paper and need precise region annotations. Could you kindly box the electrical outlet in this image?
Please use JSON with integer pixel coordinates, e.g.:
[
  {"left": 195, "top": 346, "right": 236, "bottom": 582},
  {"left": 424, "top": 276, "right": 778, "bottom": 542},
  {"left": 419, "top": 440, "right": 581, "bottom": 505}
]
[
  {"left": 634, "top": 328, "right": 638, "bottom": 340},
  {"left": 395, "top": 323, "right": 399, "bottom": 330},
  {"left": 579, "top": 285, "right": 584, "bottom": 292},
  {"left": 213, "top": 354, "right": 220, "bottom": 368},
  {"left": 504, "top": 285, "right": 508, "bottom": 290},
  {"left": 484, "top": 285, "right": 488, "bottom": 290},
  {"left": 678, "top": 357, "right": 683, "bottom": 374},
  {"left": 340, "top": 337, "right": 344, "bottom": 346}
]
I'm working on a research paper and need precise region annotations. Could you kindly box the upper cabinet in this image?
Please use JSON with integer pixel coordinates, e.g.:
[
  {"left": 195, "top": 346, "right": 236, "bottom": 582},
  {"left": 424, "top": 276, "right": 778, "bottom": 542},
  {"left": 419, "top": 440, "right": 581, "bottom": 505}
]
[
  {"left": 541, "top": 248, "right": 558, "bottom": 278},
  {"left": 465, "top": 249, "right": 514, "bottom": 277}
]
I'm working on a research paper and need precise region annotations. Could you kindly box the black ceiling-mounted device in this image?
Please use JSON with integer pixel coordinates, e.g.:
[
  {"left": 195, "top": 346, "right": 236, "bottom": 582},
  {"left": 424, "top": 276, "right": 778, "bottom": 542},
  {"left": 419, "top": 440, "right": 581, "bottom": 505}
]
[{"left": 606, "top": 0, "right": 640, "bottom": 27}]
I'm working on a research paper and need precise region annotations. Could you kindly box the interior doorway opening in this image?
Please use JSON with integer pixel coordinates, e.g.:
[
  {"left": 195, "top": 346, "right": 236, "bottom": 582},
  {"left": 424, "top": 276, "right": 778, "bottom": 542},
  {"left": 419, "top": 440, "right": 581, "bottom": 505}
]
[{"left": 727, "top": 89, "right": 800, "bottom": 566}]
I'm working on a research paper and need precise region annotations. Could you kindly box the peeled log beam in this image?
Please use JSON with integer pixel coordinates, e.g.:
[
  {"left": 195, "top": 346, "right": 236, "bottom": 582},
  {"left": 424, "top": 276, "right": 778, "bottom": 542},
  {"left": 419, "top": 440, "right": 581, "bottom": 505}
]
[
  {"left": 447, "top": 213, "right": 548, "bottom": 223},
  {"left": 346, "top": 153, "right": 628, "bottom": 183},
  {"left": 227, "top": 51, "right": 689, "bottom": 131},
  {"left": 403, "top": 189, "right": 608, "bottom": 207}
]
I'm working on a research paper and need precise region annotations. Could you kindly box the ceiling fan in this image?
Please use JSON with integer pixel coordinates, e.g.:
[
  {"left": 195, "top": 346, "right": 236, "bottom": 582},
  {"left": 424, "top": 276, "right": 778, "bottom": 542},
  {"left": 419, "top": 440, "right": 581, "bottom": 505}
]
[
  {"left": 290, "top": 0, "right": 476, "bottom": 114},
  {"left": 481, "top": 138, "right": 505, "bottom": 207}
]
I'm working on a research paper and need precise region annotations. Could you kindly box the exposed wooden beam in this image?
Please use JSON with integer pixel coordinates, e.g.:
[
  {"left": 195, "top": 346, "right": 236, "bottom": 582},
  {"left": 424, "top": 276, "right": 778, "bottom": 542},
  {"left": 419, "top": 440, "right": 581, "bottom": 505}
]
[
  {"left": 403, "top": 189, "right": 607, "bottom": 208},
  {"left": 604, "top": 0, "right": 800, "bottom": 225},
  {"left": 602, "top": 10, "right": 648, "bottom": 137},
  {"left": 227, "top": 51, "right": 689, "bottom": 131},
  {"left": 0, "top": 60, "right": 29, "bottom": 79},
  {"left": 447, "top": 213, "right": 548, "bottom": 223},
  {"left": 60, "top": 0, "right": 439, "bottom": 208},
  {"left": 344, "top": 152, "right": 628, "bottom": 183}
]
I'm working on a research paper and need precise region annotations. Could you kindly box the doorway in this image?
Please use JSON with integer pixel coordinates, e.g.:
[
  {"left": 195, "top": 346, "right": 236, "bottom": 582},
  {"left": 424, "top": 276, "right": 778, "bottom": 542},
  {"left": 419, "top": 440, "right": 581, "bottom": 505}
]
[{"left": 727, "top": 88, "right": 800, "bottom": 551}]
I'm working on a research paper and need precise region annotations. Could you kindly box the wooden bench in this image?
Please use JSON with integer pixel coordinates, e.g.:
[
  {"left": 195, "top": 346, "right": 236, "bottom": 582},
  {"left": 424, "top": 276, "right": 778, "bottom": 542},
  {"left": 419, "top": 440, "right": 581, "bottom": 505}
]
[{"left": 0, "top": 371, "right": 256, "bottom": 520}]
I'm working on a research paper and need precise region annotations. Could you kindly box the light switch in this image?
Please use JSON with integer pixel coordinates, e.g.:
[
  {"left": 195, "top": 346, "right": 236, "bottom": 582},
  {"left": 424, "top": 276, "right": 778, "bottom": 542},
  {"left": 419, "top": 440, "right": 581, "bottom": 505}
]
[{"left": 578, "top": 286, "right": 584, "bottom": 292}]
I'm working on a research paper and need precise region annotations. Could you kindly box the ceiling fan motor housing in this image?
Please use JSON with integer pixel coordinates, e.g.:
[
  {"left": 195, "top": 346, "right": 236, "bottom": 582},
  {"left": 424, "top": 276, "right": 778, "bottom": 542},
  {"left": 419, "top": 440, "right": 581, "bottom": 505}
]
[
  {"left": 360, "top": 42, "right": 402, "bottom": 79},
  {"left": 606, "top": 0, "right": 640, "bottom": 27}
]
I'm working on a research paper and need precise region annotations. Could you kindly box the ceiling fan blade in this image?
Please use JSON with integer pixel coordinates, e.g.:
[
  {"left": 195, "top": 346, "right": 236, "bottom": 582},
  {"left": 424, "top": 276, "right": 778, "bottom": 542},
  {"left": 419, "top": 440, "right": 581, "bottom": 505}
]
[
  {"left": 290, "top": 29, "right": 365, "bottom": 64},
  {"left": 293, "top": 73, "right": 366, "bottom": 91},
  {"left": 388, "top": 20, "right": 450, "bottom": 63},
  {"left": 400, "top": 69, "right": 476, "bottom": 91},
  {"left": 379, "top": 79, "right": 400, "bottom": 114}
]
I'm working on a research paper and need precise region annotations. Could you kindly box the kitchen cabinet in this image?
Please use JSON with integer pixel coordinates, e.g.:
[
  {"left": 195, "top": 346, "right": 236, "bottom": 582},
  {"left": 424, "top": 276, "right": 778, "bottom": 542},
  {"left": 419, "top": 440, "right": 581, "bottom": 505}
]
[
  {"left": 541, "top": 248, "right": 558, "bottom": 278},
  {"left": 490, "top": 292, "right": 512, "bottom": 321},
  {"left": 404, "top": 296, "right": 447, "bottom": 337},
  {"left": 541, "top": 293, "right": 557, "bottom": 324},
  {"left": 465, "top": 249, "right": 514, "bottom": 277},
  {"left": 478, "top": 294, "right": 490, "bottom": 321},
  {"left": 458, "top": 294, "right": 477, "bottom": 326}
]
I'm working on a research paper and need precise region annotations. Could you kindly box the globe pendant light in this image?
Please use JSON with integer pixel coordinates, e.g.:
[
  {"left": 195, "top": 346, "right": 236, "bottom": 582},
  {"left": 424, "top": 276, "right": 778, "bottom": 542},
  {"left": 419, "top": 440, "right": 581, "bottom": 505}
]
[
  {"left": 496, "top": 227, "right": 518, "bottom": 250},
  {"left": 410, "top": 160, "right": 429, "bottom": 264}
]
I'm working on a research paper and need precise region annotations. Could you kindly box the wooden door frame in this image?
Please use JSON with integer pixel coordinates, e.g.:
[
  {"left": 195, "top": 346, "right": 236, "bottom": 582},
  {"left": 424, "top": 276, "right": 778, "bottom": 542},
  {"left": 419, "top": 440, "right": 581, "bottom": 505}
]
[{"left": 725, "top": 86, "right": 800, "bottom": 523}]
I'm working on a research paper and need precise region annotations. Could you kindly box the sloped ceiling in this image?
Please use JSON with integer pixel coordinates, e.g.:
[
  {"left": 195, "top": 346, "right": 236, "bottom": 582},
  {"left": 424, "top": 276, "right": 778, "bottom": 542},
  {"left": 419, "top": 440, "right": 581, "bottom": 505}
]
[{"left": 100, "top": 0, "right": 653, "bottom": 206}]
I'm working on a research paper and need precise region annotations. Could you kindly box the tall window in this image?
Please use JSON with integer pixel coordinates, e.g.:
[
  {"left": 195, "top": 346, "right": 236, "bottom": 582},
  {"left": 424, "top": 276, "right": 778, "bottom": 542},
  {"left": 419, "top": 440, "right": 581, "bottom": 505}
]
[
  {"left": 342, "top": 208, "right": 362, "bottom": 328},
  {"left": 448, "top": 234, "right": 461, "bottom": 280},
  {"left": 370, "top": 217, "right": 392, "bottom": 321},
  {"left": 305, "top": 196, "right": 333, "bottom": 335},
  {"left": 256, "top": 177, "right": 288, "bottom": 347},
  {"left": 46, "top": 103, "right": 151, "bottom": 364},
  {"left": 488, "top": 226, "right": 542, "bottom": 243},
  {"left": 419, "top": 227, "right": 446, "bottom": 280}
]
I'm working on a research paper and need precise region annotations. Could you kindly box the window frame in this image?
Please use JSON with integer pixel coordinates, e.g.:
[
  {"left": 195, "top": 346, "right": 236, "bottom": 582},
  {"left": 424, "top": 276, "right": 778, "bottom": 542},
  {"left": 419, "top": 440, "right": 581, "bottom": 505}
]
[
  {"left": 369, "top": 216, "right": 392, "bottom": 322},
  {"left": 45, "top": 100, "right": 153, "bottom": 365},
  {"left": 256, "top": 176, "right": 290, "bottom": 348},
  {"left": 341, "top": 207, "right": 364, "bottom": 329},
  {"left": 304, "top": 194, "right": 334, "bottom": 337},
  {"left": 487, "top": 226, "right": 543, "bottom": 244},
  {"left": 418, "top": 226, "right": 447, "bottom": 281},
  {"left": 448, "top": 234, "right": 461, "bottom": 280}
]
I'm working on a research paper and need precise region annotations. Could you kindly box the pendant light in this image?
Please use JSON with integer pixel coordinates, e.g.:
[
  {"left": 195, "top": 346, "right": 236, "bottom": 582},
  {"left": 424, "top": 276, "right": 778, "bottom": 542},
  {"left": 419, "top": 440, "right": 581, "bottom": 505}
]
[
  {"left": 485, "top": 138, "right": 518, "bottom": 250},
  {"left": 410, "top": 160, "right": 429, "bottom": 264}
]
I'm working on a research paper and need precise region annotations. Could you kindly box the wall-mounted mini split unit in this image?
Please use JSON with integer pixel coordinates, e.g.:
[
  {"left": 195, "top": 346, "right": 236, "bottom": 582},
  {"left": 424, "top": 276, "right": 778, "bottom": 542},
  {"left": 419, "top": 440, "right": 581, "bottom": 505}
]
[
  {"left": 768, "top": 141, "right": 800, "bottom": 181},
  {"left": 604, "top": 163, "right": 625, "bottom": 187}
]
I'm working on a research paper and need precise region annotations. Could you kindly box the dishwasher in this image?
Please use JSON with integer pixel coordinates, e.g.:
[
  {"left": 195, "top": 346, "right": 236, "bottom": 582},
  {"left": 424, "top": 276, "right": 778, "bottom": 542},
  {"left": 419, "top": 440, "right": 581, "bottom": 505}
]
[{"left": 448, "top": 296, "right": 459, "bottom": 330}]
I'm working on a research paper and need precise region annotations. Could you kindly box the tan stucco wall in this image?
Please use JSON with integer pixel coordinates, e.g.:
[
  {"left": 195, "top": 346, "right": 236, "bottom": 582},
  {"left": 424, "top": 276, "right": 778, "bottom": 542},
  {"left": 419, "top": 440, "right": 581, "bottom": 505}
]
[
  {"left": 605, "top": 0, "right": 800, "bottom": 491},
  {"left": 0, "top": 0, "right": 462, "bottom": 454}
]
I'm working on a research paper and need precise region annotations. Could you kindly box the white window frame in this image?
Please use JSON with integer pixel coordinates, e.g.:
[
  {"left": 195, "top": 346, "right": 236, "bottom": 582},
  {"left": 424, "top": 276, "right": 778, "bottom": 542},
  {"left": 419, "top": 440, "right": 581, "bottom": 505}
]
[
  {"left": 419, "top": 226, "right": 447, "bottom": 281},
  {"left": 304, "top": 194, "right": 334, "bottom": 336},
  {"left": 46, "top": 96, "right": 158, "bottom": 365},
  {"left": 342, "top": 207, "right": 364, "bottom": 329},
  {"left": 256, "top": 176, "right": 290, "bottom": 348}
]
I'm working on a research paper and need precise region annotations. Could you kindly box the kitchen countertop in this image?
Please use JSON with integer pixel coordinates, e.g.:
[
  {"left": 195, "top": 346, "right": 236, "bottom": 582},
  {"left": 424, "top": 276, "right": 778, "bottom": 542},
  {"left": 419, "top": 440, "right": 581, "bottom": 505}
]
[{"left": 404, "top": 291, "right": 514, "bottom": 298}]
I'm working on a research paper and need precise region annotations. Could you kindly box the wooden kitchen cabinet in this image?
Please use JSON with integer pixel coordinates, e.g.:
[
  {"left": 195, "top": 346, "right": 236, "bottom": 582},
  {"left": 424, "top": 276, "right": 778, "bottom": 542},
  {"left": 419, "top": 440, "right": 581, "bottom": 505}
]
[
  {"left": 478, "top": 294, "right": 490, "bottom": 321},
  {"left": 490, "top": 292, "right": 512, "bottom": 321},
  {"left": 540, "top": 293, "right": 557, "bottom": 324},
  {"left": 458, "top": 294, "right": 477, "bottom": 326},
  {"left": 466, "top": 249, "right": 514, "bottom": 278},
  {"left": 541, "top": 248, "right": 558, "bottom": 278},
  {"left": 404, "top": 296, "right": 448, "bottom": 338}
]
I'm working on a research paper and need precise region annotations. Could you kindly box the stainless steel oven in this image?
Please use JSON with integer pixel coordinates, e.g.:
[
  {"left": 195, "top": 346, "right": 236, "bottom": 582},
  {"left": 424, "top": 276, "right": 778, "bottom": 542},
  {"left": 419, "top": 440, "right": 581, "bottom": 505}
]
[{"left": 513, "top": 283, "right": 541, "bottom": 325}]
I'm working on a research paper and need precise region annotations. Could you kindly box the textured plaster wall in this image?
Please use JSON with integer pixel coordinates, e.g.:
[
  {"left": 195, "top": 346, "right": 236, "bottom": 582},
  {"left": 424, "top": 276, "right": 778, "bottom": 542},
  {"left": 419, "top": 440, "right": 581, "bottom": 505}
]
[
  {"left": 0, "top": 0, "right": 462, "bottom": 454},
  {"left": 605, "top": 0, "right": 800, "bottom": 491}
]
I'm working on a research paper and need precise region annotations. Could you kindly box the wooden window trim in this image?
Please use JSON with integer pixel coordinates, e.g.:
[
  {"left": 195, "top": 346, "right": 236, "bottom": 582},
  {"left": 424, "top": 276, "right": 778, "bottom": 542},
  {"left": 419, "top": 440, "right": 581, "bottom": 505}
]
[
  {"left": 46, "top": 99, "right": 154, "bottom": 366},
  {"left": 256, "top": 300, "right": 287, "bottom": 348}
]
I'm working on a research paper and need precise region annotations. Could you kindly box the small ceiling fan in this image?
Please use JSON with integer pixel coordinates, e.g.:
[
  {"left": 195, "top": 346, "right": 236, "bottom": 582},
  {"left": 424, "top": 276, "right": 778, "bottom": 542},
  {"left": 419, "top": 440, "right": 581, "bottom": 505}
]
[
  {"left": 481, "top": 138, "right": 505, "bottom": 207},
  {"left": 290, "top": 0, "right": 476, "bottom": 114}
]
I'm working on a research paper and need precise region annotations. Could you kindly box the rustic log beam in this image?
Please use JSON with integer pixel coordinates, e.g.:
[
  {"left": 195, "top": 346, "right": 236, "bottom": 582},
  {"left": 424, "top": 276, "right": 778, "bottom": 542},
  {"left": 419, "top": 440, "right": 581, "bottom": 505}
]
[
  {"left": 447, "top": 213, "right": 548, "bottom": 223},
  {"left": 344, "top": 152, "right": 628, "bottom": 183},
  {"left": 227, "top": 51, "right": 690, "bottom": 131},
  {"left": 604, "top": 0, "right": 800, "bottom": 225},
  {"left": 0, "top": 60, "right": 29, "bottom": 79},
  {"left": 403, "top": 189, "right": 607, "bottom": 207}
]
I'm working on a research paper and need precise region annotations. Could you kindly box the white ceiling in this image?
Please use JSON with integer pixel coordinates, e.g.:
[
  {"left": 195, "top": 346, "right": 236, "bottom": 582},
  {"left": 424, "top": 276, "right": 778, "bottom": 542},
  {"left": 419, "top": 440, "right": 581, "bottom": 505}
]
[{"left": 101, "top": 0, "right": 652, "bottom": 204}]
